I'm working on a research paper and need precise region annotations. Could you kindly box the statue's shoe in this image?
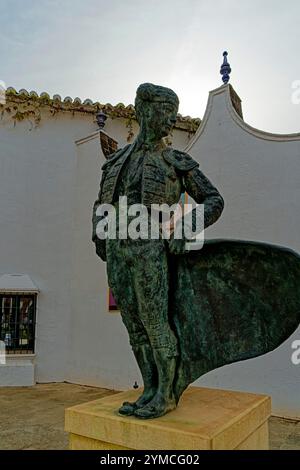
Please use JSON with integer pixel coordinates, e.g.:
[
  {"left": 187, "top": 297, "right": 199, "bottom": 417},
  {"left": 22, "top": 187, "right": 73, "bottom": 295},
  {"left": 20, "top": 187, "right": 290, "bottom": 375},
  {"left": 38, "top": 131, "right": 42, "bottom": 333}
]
[
  {"left": 118, "top": 401, "right": 137, "bottom": 416},
  {"left": 118, "top": 388, "right": 157, "bottom": 416},
  {"left": 134, "top": 397, "right": 176, "bottom": 419}
]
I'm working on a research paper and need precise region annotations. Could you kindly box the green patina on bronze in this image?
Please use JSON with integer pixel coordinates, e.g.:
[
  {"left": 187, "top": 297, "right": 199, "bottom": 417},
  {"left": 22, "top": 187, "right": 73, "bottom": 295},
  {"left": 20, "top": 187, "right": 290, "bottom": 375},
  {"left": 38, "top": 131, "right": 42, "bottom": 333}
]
[
  {"left": 92, "top": 83, "right": 300, "bottom": 419},
  {"left": 172, "top": 240, "right": 300, "bottom": 402}
]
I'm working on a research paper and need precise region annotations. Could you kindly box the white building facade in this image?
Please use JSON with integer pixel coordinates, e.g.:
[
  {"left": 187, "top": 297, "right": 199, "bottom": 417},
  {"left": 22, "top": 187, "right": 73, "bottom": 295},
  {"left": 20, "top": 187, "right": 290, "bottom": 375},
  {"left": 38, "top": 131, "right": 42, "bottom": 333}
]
[{"left": 0, "top": 84, "right": 299, "bottom": 418}]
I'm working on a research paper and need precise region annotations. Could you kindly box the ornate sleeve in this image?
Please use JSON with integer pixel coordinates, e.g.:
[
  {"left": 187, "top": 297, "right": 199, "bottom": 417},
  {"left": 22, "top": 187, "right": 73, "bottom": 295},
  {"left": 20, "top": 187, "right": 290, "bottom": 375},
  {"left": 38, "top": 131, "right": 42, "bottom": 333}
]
[{"left": 183, "top": 167, "right": 224, "bottom": 230}]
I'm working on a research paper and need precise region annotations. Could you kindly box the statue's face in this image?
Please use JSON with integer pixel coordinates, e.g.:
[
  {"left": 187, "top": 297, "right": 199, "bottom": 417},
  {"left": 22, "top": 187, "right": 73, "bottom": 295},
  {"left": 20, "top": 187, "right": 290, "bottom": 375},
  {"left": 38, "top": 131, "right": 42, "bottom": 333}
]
[{"left": 142, "top": 101, "right": 178, "bottom": 139}]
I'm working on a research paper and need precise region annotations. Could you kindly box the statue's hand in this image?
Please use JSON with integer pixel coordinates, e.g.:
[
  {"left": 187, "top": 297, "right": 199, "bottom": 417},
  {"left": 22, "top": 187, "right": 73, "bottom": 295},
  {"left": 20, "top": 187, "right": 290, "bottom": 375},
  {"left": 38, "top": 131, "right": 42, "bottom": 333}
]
[
  {"left": 167, "top": 237, "right": 186, "bottom": 255},
  {"left": 95, "top": 240, "right": 107, "bottom": 262}
]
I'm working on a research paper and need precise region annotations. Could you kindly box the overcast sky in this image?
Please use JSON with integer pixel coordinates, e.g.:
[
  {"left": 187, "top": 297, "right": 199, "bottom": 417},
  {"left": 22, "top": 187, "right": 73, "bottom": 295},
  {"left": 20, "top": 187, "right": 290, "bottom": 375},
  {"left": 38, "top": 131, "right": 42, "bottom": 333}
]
[{"left": 1, "top": 0, "right": 300, "bottom": 133}]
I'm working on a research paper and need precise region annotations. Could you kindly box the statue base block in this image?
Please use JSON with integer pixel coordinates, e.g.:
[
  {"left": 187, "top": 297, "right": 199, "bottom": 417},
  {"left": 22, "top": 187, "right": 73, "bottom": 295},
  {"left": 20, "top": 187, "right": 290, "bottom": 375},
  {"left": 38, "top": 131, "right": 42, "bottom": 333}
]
[{"left": 65, "top": 387, "right": 271, "bottom": 450}]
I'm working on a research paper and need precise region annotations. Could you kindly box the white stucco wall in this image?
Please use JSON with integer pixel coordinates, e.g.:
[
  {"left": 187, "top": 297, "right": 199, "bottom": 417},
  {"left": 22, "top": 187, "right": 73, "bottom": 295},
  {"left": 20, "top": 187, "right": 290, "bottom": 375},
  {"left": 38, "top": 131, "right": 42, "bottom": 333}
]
[
  {"left": 0, "top": 356, "right": 34, "bottom": 386},
  {"left": 185, "top": 85, "right": 300, "bottom": 418},
  {"left": 0, "top": 110, "right": 96, "bottom": 383},
  {"left": 1, "top": 87, "right": 299, "bottom": 417},
  {"left": 0, "top": 107, "right": 189, "bottom": 388}
]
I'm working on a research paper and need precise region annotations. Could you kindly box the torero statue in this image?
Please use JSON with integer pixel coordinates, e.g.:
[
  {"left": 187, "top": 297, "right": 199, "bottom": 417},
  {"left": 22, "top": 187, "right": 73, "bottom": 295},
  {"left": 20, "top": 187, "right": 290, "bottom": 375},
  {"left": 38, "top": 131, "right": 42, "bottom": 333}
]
[{"left": 92, "top": 83, "right": 300, "bottom": 419}]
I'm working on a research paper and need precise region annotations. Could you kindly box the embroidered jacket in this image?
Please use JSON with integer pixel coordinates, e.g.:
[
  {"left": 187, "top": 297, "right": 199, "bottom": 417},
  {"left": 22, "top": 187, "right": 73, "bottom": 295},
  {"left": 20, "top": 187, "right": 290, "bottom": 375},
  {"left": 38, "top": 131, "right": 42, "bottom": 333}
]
[{"left": 92, "top": 142, "right": 224, "bottom": 260}]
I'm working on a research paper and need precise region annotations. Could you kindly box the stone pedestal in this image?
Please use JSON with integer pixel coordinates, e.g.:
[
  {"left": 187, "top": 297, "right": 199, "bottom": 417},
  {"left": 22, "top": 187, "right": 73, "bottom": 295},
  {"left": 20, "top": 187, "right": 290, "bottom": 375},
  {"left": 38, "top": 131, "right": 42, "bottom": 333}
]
[{"left": 65, "top": 387, "right": 271, "bottom": 450}]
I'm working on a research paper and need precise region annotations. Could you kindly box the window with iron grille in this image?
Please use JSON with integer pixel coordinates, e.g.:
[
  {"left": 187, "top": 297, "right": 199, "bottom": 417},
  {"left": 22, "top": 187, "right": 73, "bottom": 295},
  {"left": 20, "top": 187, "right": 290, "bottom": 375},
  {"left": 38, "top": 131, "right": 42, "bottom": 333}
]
[{"left": 0, "top": 294, "right": 37, "bottom": 354}]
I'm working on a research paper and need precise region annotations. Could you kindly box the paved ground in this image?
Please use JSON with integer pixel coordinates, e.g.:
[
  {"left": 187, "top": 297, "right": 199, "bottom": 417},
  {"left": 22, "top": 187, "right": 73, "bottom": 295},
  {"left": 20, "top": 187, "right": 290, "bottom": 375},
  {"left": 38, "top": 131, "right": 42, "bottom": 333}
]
[
  {"left": 0, "top": 383, "right": 299, "bottom": 450},
  {"left": 269, "top": 416, "right": 300, "bottom": 450},
  {"left": 0, "top": 383, "right": 117, "bottom": 450}
]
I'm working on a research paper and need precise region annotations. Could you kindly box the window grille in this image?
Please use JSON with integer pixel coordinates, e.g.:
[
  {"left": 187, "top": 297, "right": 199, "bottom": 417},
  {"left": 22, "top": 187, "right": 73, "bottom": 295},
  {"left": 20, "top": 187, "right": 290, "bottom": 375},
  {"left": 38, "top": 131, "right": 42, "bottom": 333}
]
[
  {"left": 0, "top": 294, "right": 37, "bottom": 354},
  {"left": 100, "top": 131, "right": 118, "bottom": 158}
]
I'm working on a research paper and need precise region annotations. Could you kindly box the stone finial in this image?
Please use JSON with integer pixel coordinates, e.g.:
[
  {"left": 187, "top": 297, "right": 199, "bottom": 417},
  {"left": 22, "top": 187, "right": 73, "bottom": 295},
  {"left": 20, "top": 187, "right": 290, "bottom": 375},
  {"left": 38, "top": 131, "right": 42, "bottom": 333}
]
[
  {"left": 220, "top": 51, "right": 231, "bottom": 84},
  {"left": 96, "top": 110, "right": 107, "bottom": 129}
]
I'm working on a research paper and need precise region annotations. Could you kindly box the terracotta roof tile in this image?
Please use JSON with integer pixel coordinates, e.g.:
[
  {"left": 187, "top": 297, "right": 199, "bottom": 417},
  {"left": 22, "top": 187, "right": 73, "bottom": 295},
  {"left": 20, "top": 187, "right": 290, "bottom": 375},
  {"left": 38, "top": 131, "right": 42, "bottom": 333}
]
[{"left": 3, "top": 87, "right": 201, "bottom": 132}]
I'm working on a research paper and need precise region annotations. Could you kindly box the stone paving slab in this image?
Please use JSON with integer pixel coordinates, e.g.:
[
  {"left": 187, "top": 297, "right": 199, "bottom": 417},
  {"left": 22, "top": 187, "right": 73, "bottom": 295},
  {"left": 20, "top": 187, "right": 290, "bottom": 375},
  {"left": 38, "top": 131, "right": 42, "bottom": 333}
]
[{"left": 0, "top": 383, "right": 299, "bottom": 450}]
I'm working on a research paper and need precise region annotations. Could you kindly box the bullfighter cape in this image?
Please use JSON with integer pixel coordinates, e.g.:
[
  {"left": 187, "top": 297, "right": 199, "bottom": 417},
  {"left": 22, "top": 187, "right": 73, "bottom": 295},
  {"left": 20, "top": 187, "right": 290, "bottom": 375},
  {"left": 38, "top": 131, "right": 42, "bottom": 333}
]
[{"left": 171, "top": 239, "right": 300, "bottom": 402}]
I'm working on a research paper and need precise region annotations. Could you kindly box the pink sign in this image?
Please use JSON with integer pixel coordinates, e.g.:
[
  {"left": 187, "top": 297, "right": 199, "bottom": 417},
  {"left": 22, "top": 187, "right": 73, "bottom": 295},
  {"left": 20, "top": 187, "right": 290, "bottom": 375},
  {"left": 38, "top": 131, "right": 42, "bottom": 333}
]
[{"left": 108, "top": 289, "right": 118, "bottom": 311}]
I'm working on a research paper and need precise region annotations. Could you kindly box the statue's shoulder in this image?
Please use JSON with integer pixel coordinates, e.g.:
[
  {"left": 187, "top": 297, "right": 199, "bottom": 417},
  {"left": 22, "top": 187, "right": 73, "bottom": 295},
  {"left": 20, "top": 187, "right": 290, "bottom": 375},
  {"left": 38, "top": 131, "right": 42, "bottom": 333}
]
[
  {"left": 163, "top": 147, "right": 199, "bottom": 172},
  {"left": 101, "top": 144, "right": 131, "bottom": 170}
]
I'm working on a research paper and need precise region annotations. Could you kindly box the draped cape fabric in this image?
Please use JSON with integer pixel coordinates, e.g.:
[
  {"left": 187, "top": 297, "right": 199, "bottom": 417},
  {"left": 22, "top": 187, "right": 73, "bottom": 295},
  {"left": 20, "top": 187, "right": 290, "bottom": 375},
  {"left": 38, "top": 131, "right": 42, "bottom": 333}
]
[{"left": 171, "top": 240, "right": 300, "bottom": 402}]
